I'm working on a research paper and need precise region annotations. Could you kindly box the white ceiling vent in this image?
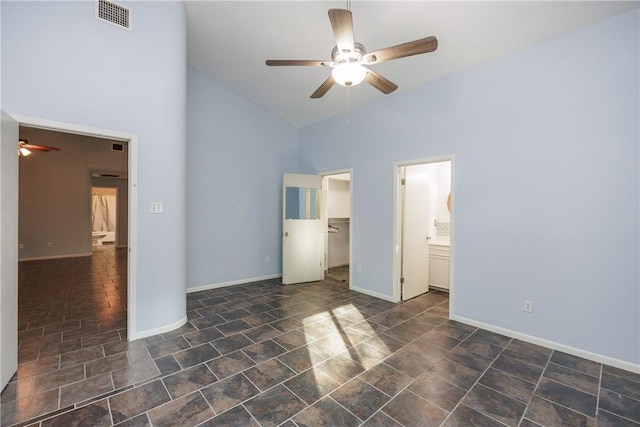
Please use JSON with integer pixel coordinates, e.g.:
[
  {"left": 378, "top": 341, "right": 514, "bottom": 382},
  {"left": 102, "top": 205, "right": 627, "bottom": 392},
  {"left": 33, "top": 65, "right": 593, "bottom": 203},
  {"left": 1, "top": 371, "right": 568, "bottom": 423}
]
[
  {"left": 92, "top": 171, "right": 128, "bottom": 180},
  {"left": 96, "top": 0, "right": 131, "bottom": 31}
]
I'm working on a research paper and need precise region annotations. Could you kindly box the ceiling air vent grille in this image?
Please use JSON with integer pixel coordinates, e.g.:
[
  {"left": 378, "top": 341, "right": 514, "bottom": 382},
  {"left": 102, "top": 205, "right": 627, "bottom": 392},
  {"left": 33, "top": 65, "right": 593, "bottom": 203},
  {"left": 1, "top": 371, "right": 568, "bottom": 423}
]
[{"left": 96, "top": 0, "right": 131, "bottom": 31}]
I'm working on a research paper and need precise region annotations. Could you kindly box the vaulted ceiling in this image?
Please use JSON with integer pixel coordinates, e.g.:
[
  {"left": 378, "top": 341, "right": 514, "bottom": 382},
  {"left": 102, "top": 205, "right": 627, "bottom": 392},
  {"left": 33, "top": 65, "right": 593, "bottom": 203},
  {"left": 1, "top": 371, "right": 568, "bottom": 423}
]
[{"left": 185, "top": 1, "right": 638, "bottom": 128}]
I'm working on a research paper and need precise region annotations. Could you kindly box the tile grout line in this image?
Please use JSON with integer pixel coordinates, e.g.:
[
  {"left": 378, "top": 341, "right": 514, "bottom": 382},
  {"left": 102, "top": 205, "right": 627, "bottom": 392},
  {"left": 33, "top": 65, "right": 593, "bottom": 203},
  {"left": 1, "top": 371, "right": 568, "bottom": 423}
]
[
  {"left": 518, "top": 349, "right": 553, "bottom": 426},
  {"left": 594, "top": 362, "right": 603, "bottom": 423},
  {"left": 351, "top": 308, "right": 468, "bottom": 426},
  {"left": 438, "top": 335, "right": 510, "bottom": 427},
  {"left": 526, "top": 358, "right": 602, "bottom": 422}
]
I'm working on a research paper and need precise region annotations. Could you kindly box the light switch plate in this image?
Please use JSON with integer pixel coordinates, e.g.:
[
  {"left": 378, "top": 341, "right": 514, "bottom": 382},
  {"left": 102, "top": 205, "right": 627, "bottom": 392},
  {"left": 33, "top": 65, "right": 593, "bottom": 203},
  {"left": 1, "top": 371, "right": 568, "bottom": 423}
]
[{"left": 150, "top": 202, "right": 163, "bottom": 214}]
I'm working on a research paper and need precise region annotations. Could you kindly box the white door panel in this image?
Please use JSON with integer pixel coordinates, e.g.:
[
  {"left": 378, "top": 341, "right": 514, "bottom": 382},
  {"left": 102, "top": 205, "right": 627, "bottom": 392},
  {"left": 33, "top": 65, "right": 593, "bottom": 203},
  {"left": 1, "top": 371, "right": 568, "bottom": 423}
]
[
  {"left": 282, "top": 173, "right": 325, "bottom": 284},
  {"left": 1, "top": 111, "right": 19, "bottom": 391},
  {"left": 283, "top": 220, "right": 324, "bottom": 284},
  {"left": 402, "top": 165, "right": 430, "bottom": 300}
]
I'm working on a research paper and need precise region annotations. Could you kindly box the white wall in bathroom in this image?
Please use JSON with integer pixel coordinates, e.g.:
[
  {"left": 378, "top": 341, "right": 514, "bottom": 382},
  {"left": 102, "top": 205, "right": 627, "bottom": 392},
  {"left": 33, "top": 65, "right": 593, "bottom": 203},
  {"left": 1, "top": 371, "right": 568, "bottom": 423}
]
[
  {"left": 92, "top": 179, "right": 129, "bottom": 247},
  {"left": 408, "top": 162, "right": 450, "bottom": 240},
  {"left": 435, "top": 161, "right": 452, "bottom": 225},
  {"left": 423, "top": 161, "right": 452, "bottom": 239}
]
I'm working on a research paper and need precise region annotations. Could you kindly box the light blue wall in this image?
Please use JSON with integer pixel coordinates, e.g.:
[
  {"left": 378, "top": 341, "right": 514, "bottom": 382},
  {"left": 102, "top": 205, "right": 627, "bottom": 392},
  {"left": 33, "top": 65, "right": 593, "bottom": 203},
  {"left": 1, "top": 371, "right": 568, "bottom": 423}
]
[
  {"left": 1, "top": 1, "right": 187, "bottom": 335},
  {"left": 1, "top": 1, "right": 637, "bottom": 368},
  {"left": 299, "top": 10, "right": 639, "bottom": 365},
  {"left": 186, "top": 67, "right": 298, "bottom": 289}
]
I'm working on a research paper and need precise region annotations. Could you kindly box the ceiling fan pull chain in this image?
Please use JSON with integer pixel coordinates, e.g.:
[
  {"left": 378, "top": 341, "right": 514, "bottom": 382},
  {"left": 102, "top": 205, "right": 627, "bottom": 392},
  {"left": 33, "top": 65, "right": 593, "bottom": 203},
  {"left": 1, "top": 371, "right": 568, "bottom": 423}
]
[{"left": 346, "top": 87, "right": 351, "bottom": 125}]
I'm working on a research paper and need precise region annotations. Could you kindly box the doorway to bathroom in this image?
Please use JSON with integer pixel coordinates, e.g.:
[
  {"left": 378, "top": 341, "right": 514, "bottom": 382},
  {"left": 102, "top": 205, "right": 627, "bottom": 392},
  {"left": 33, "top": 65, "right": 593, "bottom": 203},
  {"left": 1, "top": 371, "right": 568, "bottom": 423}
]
[
  {"left": 91, "top": 186, "right": 118, "bottom": 247},
  {"left": 91, "top": 171, "right": 128, "bottom": 251},
  {"left": 394, "top": 157, "right": 453, "bottom": 302}
]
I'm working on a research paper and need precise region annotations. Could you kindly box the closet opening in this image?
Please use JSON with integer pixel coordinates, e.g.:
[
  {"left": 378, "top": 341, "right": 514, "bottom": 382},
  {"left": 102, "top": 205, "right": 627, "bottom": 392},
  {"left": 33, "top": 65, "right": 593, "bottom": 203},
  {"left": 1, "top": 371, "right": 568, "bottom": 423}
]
[{"left": 323, "top": 172, "right": 352, "bottom": 285}]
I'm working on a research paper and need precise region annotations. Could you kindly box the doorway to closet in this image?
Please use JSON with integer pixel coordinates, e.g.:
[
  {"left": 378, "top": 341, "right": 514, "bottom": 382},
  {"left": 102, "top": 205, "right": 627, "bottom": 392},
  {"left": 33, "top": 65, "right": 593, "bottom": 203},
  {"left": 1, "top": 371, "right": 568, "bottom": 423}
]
[
  {"left": 395, "top": 159, "right": 452, "bottom": 301},
  {"left": 323, "top": 172, "right": 351, "bottom": 285}
]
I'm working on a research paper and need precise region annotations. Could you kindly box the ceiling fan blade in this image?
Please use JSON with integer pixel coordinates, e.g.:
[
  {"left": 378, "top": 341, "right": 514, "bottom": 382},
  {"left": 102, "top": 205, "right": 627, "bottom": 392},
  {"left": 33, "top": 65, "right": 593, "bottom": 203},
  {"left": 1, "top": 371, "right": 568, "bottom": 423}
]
[
  {"left": 24, "top": 144, "right": 61, "bottom": 152},
  {"left": 364, "top": 36, "right": 438, "bottom": 65},
  {"left": 310, "top": 75, "right": 336, "bottom": 99},
  {"left": 266, "top": 60, "right": 330, "bottom": 67},
  {"left": 328, "top": 9, "right": 355, "bottom": 54},
  {"left": 364, "top": 69, "right": 398, "bottom": 94}
]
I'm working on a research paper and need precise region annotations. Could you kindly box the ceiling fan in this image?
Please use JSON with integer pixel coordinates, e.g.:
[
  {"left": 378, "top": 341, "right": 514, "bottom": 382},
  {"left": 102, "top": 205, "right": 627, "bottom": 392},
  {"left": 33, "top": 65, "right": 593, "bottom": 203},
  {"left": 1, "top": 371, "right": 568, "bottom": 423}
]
[
  {"left": 266, "top": 8, "right": 438, "bottom": 99},
  {"left": 18, "top": 139, "right": 61, "bottom": 157}
]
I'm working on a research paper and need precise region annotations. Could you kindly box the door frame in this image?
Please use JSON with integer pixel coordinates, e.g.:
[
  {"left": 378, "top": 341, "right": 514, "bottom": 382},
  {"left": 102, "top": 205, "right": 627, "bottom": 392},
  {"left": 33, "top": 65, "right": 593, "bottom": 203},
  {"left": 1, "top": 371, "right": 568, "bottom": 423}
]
[
  {"left": 10, "top": 114, "right": 139, "bottom": 339},
  {"left": 320, "top": 168, "right": 353, "bottom": 289},
  {"left": 392, "top": 156, "right": 455, "bottom": 306},
  {"left": 1, "top": 111, "right": 19, "bottom": 391}
]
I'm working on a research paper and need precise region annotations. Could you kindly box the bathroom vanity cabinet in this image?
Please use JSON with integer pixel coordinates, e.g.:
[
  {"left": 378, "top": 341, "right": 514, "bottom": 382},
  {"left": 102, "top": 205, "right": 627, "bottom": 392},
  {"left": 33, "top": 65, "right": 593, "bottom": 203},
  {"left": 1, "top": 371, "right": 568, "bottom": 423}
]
[{"left": 429, "top": 242, "right": 450, "bottom": 291}]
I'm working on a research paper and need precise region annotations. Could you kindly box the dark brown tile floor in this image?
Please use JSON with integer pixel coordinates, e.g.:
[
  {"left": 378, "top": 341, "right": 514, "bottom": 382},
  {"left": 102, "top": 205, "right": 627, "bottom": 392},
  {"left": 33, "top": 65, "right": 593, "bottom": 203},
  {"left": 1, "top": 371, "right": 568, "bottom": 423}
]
[{"left": 1, "top": 246, "right": 639, "bottom": 426}]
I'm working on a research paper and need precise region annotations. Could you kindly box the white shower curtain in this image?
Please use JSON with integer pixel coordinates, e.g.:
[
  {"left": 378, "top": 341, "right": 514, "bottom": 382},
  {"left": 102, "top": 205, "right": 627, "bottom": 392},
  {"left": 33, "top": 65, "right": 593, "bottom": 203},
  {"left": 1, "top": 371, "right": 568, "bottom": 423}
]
[{"left": 92, "top": 194, "right": 116, "bottom": 232}]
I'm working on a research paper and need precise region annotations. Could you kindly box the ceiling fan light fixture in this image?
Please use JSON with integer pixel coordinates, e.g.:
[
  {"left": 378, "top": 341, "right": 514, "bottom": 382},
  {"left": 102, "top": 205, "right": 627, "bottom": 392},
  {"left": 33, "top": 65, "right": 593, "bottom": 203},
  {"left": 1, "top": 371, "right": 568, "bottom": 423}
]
[
  {"left": 19, "top": 146, "right": 32, "bottom": 157},
  {"left": 265, "top": 9, "right": 437, "bottom": 98},
  {"left": 332, "top": 63, "right": 367, "bottom": 87}
]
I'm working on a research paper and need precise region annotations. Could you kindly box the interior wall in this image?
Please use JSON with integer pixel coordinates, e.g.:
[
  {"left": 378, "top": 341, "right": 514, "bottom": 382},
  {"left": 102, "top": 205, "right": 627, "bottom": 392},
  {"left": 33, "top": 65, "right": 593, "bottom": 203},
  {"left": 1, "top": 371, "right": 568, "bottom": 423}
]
[
  {"left": 299, "top": 10, "right": 640, "bottom": 366},
  {"left": 1, "top": 1, "right": 187, "bottom": 335},
  {"left": 328, "top": 220, "right": 349, "bottom": 268},
  {"left": 327, "top": 177, "right": 350, "bottom": 218},
  {"left": 429, "top": 161, "right": 451, "bottom": 240},
  {"left": 186, "top": 67, "right": 299, "bottom": 290},
  {"left": 404, "top": 162, "right": 450, "bottom": 244},
  {"left": 18, "top": 128, "right": 127, "bottom": 259}
]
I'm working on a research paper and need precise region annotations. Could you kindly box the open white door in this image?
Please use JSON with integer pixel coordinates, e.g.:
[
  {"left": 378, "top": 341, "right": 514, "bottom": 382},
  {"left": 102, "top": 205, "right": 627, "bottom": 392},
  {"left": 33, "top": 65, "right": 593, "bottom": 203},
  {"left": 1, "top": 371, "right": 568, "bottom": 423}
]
[
  {"left": 282, "top": 173, "right": 325, "bottom": 284},
  {"left": 1, "top": 111, "right": 19, "bottom": 391},
  {"left": 401, "top": 165, "right": 430, "bottom": 300}
]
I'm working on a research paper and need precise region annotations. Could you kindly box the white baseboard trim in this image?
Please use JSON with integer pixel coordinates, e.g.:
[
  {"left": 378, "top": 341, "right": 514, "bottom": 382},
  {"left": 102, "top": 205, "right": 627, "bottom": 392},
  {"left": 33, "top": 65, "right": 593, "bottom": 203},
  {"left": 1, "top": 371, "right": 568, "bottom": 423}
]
[
  {"left": 133, "top": 315, "right": 188, "bottom": 340},
  {"left": 328, "top": 262, "right": 349, "bottom": 268},
  {"left": 452, "top": 315, "right": 640, "bottom": 374},
  {"left": 350, "top": 285, "right": 395, "bottom": 303},
  {"left": 187, "top": 274, "right": 282, "bottom": 294},
  {"left": 19, "top": 252, "right": 92, "bottom": 262}
]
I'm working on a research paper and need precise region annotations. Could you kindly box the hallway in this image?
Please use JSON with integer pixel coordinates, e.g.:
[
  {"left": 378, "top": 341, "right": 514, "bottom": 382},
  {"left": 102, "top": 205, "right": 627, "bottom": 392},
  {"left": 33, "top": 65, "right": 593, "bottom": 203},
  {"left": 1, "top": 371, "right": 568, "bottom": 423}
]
[{"left": 1, "top": 250, "right": 638, "bottom": 426}]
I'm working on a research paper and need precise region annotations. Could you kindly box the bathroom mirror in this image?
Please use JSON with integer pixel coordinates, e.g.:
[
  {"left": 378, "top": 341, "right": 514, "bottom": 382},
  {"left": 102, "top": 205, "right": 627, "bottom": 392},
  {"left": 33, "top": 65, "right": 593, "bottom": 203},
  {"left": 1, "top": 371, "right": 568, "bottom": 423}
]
[{"left": 285, "top": 186, "right": 320, "bottom": 219}]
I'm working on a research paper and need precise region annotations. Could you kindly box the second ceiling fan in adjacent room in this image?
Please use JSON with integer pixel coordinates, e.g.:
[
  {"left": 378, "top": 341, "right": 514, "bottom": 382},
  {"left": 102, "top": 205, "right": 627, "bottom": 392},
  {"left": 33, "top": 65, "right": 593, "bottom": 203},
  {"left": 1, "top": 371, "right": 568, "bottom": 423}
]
[{"left": 18, "top": 139, "right": 61, "bottom": 157}]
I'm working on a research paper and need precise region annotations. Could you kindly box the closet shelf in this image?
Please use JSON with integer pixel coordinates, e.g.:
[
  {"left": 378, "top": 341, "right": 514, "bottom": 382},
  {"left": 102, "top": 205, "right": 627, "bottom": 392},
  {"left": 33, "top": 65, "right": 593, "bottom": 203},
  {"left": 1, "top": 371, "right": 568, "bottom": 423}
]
[{"left": 329, "top": 218, "right": 350, "bottom": 224}]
